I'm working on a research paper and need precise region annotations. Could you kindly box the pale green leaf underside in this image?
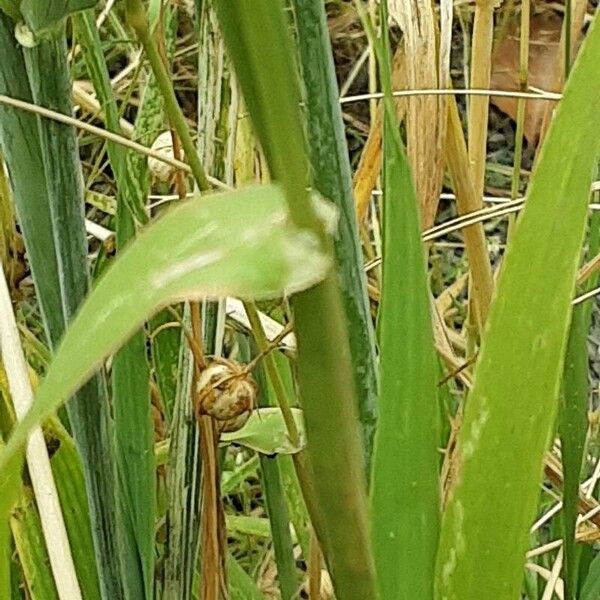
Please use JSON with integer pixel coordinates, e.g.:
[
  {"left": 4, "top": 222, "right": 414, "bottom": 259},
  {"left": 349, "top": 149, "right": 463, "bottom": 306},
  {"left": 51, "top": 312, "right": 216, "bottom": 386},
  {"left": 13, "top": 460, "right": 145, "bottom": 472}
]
[
  {"left": 436, "top": 13, "right": 600, "bottom": 599},
  {"left": 220, "top": 407, "right": 306, "bottom": 455},
  {"left": 0, "top": 184, "right": 329, "bottom": 475}
]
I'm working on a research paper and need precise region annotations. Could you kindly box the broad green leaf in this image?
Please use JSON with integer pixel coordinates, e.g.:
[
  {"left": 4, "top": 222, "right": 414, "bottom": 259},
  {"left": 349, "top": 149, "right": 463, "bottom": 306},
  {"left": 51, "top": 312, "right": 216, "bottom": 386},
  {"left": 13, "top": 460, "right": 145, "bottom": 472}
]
[
  {"left": 225, "top": 515, "right": 271, "bottom": 539},
  {"left": 366, "top": 3, "right": 440, "bottom": 598},
  {"left": 19, "top": 0, "right": 98, "bottom": 35},
  {"left": 0, "top": 184, "right": 330, "bottom": 475},
  {"left": 435, "top": 12, "right": 600, "bottom": 599},
  {"left": 220, "top": 408, "right": 305, "bottom": 455},
  {"left": 227, "top": 554, "right": 264, "bottom": 600},
  {"left": 581, "top": 550, "right": 600, "bottom": 600}
]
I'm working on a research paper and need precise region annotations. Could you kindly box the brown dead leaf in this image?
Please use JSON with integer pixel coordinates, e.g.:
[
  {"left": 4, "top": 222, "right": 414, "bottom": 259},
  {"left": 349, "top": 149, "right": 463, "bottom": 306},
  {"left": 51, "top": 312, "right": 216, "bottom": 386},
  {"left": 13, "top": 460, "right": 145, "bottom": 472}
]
[{"left": 490, "top": 12, "right": 563, "bottom": 146}]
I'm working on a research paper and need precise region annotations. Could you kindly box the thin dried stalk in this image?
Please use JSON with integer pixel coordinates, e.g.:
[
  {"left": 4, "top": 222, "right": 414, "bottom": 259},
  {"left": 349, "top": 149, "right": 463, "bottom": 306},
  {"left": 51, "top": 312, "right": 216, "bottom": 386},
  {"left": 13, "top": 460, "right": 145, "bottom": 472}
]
[
  {"left": 353, "top": 44, "right": 406, "bottom": 221},
  {"left": 389, "top": 0, "right": 446, "bottom": 229},
  {"left": 445, "top": 98, "right": 494, "bottom": 328},
  {"left": 468, "top": 0, "right": 503, "bottom": 197}
]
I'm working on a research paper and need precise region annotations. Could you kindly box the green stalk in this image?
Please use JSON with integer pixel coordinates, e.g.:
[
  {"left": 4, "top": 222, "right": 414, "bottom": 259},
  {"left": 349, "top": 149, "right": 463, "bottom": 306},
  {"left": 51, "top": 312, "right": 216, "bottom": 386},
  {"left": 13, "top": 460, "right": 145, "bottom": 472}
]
[
  {"left": 214, "top": 2, "right": 377, "bottom": 597},
  {"left": 253, "top": 344, "right": 298, "bottom": 600},
  {"left": 0, "top": 15, "right": 123, "bottom": 599},
  {"left": 0, "top": 14, "right": 63, "bottom": 342},
  {"left": 292, "top": 0, "right": 378, "bottom": 468},
  {"left": 125, "top": 0, "right": 209, "bottom": 192},
  {"left": 244, "top": 303, "right": 300, "bottom": 447},
  {"left": 75, "top": 11, "right": 155, "bottom": 599}
]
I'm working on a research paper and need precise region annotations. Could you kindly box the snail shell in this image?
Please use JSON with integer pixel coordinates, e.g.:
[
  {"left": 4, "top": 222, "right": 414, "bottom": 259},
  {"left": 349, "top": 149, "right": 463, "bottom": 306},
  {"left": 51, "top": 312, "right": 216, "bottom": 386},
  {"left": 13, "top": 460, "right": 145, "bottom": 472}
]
[{"left": 196, "top": 359, "right": 257, "bottom": 432}]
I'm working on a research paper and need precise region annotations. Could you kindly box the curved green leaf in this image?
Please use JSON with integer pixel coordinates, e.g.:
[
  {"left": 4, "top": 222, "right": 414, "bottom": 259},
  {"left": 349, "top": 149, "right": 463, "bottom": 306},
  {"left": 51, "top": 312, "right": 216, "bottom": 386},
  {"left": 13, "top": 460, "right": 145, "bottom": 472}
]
[
  {"left": 0, "top": 184, "right": 330, "bottom": 476},
  {"left": 20, "top": 0, "right": 99, "bottom": 34},
  {"left": 220, "top": 408, "right": 306, "bottom": 455},
  {"left": 435, "top": 12, "right": 600, "bottom": 599}
]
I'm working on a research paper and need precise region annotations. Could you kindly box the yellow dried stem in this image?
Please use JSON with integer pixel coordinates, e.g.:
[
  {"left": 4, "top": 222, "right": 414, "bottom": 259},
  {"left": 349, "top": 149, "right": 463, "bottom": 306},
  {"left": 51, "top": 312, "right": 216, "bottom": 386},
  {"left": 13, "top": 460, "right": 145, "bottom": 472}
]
[
  {"left": 468, "top": 0, "right": 503, "bottom": 198},
  {"left": 389, "top": 0, "right": 446, "bottom": 229},
  {"left": 353, "top": 45, "right": 406, "bottom": 222},
  {"left": 445, "top": 98, "right": 494, "bottom": 329}
]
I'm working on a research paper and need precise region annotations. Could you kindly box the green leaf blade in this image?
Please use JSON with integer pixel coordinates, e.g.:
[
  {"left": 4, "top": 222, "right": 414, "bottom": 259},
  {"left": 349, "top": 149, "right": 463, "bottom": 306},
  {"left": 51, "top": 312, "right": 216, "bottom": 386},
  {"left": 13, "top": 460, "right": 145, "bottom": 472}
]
[
  {"left": 0, "top": 184, "right": 329, "bottom": 477},
  {"left": 369, "top": 5, "right": 440, "bottom": 597},
  {"left": 435, "top": 12, "right": 600, "bottom": 599}
]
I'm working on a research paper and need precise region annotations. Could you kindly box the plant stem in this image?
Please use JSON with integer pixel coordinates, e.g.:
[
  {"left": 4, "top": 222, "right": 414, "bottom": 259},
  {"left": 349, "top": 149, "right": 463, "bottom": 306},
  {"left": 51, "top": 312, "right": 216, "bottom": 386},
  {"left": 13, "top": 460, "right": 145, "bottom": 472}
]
[
  {"left": 125, "top": 0, "right": 210, "bottom": 192},
  {"left": 244, "top": 302, "right": 300, "bottom": 448},
  {"left": 293, "top": 0, "right": 378, "bottom": 468}
]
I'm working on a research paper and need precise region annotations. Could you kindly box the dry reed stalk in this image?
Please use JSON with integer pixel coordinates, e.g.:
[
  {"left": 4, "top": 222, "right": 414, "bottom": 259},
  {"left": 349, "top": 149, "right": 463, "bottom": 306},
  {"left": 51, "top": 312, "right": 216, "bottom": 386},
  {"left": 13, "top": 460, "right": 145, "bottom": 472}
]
[
  {"left": 445, "top": 98, "right": 494, "bottom": 328},
  {"left": 353, "top": 44, "right": 406, "bottom": 221},
  {"left": 389, "top": 0, "right": 446, "bottom": 229},
  {"left": 468, "top": 0, "right": 503, "bottom": 197}
]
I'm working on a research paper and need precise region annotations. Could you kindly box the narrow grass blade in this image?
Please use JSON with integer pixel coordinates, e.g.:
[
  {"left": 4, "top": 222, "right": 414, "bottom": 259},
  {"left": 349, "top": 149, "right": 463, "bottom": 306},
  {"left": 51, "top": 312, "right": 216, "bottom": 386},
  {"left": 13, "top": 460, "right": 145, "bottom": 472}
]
[
  {"left": 0, "top": 13, "right": 63, "bottom": 341},
  {"left": 293, "top": 0, "right": 378, "bottom": 467},
  {"left": 227, "top": 554, "right": 263, "bottom": 600},
  {"left": 560, "top": 305, "right": 590, "bottom": 600},
  {"left": 435, "top": 13, "right": 600, "bottom": 598},
  {"left": 254, "top": 359, "right": 297, "bottom": 600},
  {"left": 10, "top": 488, "right": 59, "bottom": 600},
  {"left": 47, "top": 421, "right": 101, "bottom": 600},
  {"left": 163, "top": 314, "right": 199, "bottom": 600},
  {"left": 22, "top": 29, "right": 124, "bottom": 600},
  {"left": 0, "top": 524, "right": 9, "bottom": 599},
  {"left": 367, "top": 3, "right": 440, "bottom": 597},
  {"left": 0, "top": 443, "right": 22, "bottom": 599},
  {"left": 214, "top": 4, "right": 377, "bottom": 597},
  {"left": 259, "top": 456, "right": 297, "bottom": 599},
  {"left": 75, "top": 12, "right": 154, "bottom": 598},
  {"left": 0, "top": 184, "right": 330, "bottom": 478},
  {"left": 559, "top": 212, "right": 600, "bottom": 599}
]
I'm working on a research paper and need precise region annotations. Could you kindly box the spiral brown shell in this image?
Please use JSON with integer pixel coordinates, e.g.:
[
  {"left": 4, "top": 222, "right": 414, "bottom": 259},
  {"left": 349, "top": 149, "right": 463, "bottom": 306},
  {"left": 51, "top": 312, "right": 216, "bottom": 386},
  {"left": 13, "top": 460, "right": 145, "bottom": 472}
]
[{"left": 195, "top": 358, "right": 257, "bottom": 433}]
